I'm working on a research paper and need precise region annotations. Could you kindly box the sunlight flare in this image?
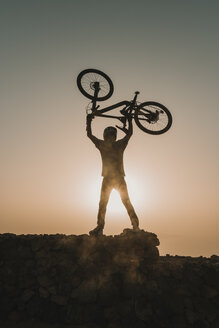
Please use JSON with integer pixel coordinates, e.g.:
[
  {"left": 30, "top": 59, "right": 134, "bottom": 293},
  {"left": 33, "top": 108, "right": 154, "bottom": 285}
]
[{"left": 86, "top": 174, "right": 148, "bottom": 215}]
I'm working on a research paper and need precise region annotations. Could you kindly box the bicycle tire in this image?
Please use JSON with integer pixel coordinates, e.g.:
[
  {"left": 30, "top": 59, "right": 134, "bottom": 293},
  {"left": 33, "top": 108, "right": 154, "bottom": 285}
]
[
  {"left": 77, "top": 68, "right": 114, "bottom": 101},
  {"left": 134, "top": 101, "right": 172, "bottom": 135}
]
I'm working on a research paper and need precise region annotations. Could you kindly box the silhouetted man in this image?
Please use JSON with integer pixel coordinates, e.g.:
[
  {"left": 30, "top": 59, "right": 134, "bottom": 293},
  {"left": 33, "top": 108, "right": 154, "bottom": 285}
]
[{"left": 87, "top": 114, "right": 139, "bottom": 236}]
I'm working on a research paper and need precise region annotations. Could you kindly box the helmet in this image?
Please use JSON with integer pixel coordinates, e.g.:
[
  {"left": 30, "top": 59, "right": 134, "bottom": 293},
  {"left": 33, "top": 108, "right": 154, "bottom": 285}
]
[{"left": 103, "top": 126, "right": 117, "bottom": 140}]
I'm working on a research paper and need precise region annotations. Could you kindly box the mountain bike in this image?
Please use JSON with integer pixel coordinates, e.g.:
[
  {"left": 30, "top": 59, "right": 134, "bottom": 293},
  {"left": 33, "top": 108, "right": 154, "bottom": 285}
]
[{"left": 77, "top": 68, "right": 172, "bottom": 135}]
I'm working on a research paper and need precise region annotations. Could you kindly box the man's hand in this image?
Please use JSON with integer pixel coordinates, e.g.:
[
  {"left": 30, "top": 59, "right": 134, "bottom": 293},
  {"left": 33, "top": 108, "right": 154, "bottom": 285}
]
[
  {"left": 115, "top": 125, "right": 129, "bottom": 134},
  {"left": 116, "top": 114, "right": 132, "bottom": 134}
]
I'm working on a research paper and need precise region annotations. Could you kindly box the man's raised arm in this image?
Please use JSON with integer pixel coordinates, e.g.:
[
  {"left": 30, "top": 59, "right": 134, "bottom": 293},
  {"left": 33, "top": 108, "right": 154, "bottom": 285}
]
[
  {"left": 86, "top": 114, "right": 101, "bottom": 148},
  {"left": 116, "top": 115, "right": 133, "bottom": 144}
]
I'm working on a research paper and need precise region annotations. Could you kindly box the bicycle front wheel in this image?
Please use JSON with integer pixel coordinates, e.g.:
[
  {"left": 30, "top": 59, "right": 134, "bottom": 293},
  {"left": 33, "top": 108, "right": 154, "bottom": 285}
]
[
  {"left": 77, "top": 68, "right": 114, "bottom": 101},
  {"left": 134, "top": 102, "right": 172, "bottom": 135}
]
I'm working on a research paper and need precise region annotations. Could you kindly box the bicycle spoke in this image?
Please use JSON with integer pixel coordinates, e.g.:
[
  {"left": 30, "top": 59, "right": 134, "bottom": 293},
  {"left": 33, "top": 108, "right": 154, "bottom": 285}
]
[{"left": 91, "top": 73, "right": 97, "bottom": 81}]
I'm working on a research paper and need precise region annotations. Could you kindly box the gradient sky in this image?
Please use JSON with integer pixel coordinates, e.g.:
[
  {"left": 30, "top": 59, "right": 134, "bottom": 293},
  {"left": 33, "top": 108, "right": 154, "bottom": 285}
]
[{"left": 1, "top": 0, "right": 219, "bottom": 256}]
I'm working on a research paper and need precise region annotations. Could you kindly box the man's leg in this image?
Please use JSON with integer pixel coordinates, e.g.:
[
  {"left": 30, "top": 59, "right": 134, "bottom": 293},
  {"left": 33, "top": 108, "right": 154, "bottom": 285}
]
[
  {"left": 89, "top": 177, "right": 112, "bottom": 235},
  {"left": 117, "top": 177, "right": 139, "bottom": 230},
  {"left": 97, "top": 177, "right": 112, "bottom": 228}
]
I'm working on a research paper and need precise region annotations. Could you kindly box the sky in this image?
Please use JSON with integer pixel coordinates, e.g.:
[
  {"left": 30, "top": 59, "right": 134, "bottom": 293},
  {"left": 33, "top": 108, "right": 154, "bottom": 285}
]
[{"left": 1, "top": 0, "right": 219, "bottom": 256}]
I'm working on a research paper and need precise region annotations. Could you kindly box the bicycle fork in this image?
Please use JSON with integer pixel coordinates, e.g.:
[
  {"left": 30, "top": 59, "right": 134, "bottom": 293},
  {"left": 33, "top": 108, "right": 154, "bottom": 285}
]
[{"left": 90, "top": 82, "right": 100, "bottom": 111}]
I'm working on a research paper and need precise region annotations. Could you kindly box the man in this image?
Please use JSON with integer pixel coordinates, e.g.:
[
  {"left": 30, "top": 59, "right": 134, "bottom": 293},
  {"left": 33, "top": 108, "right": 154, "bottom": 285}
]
[{"left": 87, "top": 114, "right": 139, "bottom": 236}]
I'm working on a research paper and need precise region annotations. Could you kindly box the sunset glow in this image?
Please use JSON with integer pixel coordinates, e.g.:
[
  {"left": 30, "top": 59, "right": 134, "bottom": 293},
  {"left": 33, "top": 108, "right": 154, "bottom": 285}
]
[{"left": 87, "top": 175, "right": 145, "bottom": 215}]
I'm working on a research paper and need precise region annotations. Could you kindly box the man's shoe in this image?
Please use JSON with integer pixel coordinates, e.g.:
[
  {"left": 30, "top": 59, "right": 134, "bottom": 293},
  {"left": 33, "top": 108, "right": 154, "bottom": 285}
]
[{"left": 89, "top": 226, "right": 103, "bottom": 237}]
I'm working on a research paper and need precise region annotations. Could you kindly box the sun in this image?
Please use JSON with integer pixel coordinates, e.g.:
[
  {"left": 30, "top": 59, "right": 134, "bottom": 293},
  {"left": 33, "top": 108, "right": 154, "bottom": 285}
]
[
  {"left": 87, "top": 174, "right": 144, "bottom": 215},
  {"left": 107, "top": 189, "right": 126, "bottom": 214}
]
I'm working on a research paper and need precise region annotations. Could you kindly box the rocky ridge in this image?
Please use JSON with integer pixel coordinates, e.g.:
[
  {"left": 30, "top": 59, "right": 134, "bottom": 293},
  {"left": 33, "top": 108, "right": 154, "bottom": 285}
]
[{"left": 0, "top": 232, "right": 218, "bottom": 328}]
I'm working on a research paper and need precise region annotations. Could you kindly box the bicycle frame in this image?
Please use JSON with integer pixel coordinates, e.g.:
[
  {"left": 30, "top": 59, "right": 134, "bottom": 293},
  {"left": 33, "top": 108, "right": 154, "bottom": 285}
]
[
  {"left": 90, "top": 84, "right": 157, "bottom": 128},
  {"left": 91, "top": 82, "right": 137, "bottom": 115}
]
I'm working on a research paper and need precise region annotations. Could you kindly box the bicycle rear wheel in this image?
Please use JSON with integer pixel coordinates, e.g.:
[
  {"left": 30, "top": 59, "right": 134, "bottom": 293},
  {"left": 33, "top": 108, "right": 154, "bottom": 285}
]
[
  {"left": 134, "top": 102, "right": 172, "bottom": 135},
  {"left": 77, "top": 68, "right": 114, "bottom": 101}
]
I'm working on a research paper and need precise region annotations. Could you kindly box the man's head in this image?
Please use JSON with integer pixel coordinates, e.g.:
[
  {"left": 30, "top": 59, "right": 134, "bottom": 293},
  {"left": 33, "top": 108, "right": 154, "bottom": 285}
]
[{"left": 103, "top": 126, "right": 117, "bottom": 142}]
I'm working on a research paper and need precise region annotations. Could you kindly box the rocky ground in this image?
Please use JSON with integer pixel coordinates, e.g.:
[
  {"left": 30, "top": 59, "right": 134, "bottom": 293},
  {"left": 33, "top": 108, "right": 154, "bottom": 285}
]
[{"left": 0, "top": 232, "right": 218, "bottom": 328}]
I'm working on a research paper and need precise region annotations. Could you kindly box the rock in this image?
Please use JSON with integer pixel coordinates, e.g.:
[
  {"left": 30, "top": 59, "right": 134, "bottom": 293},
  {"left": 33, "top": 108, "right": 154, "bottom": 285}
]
[
  {"left": 37, "top": 274, "right": 53, "bottom": 288},
  {"left": 135, "top": 297, "right": 153, "bottom": 321},
  {"left": 106, "top": 323, "right": 121, "bottom": 328},
  {"left": 47, "top": 285, "right": 57, "bottom": 295},
  {"left": 71, "top": 279, "right": 97, "bottom": 303},
  {"left": 210, "top": 254, "right": 219, "bottom": 261},
  {"left": 51, "top": 294, "right": 68, "bottom": 305},
  {"left": 116, "top": 229, "right": 160, "bottom": 265},
  {"left": 21, "top": 289, "right": 35, "bottom": 303},
  {"left": 66, "top": 303, "right": 85, "bottom": 324},
  {"left": 98, "top": 284, "right": 119, "bottom": 306},
  {"left": 120, "top": 228, "right": 159, "bottom": 245},
  {"left": 212, "top": 316, "right": 219, "bottom": 328},
  {"left": 8, "top": 310, "right": 22, "bottom": 323},
  {"left": 104, "top": 306, "right": 120, "bottom": 322},
  {"left": 185, "top": 309, "right": 197, "bottom": 325},
  {"left": 0, "top": 233, "right": 218, "bottom": 327},
  {"left": 203, "top": 286, "right": 218, "bottom": 298},
  {"left": 39, "top": 287, "right": 49, "bottom": 298}
]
